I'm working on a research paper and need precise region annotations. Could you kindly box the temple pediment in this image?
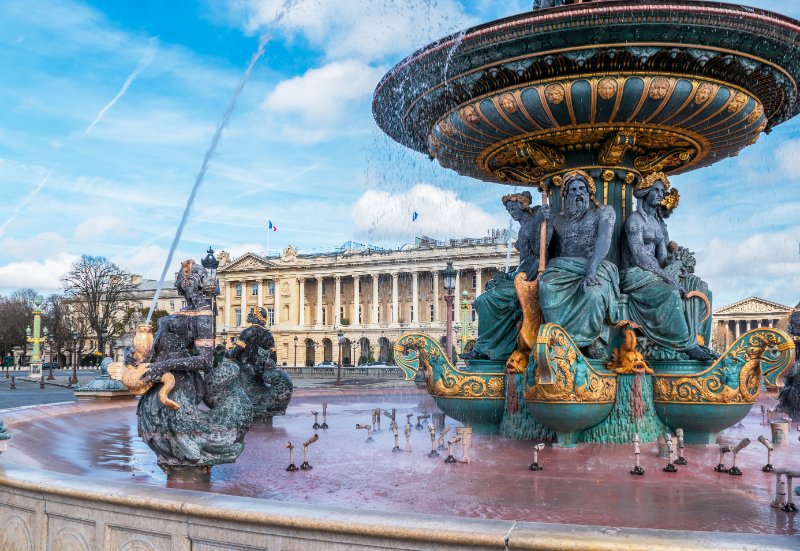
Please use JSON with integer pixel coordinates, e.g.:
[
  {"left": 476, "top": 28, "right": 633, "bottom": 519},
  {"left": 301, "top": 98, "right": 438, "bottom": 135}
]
[
  {"left": 220, "top": 253, "right": 275, "bottom": 272},
  {"left": 714, "top": 296, "right": 792, "bottom": 316}
]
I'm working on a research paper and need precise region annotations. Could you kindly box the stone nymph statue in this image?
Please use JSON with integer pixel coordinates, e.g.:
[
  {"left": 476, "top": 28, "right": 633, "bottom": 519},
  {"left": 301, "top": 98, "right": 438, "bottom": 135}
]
[
  {"left": 225, "top": 306, "right": 293, "bottom": 421},
  {"left": 126, "top": 259, "right": 253, "bottom": 481},
  {"left": 620, "top": 172, "right": 715, "bottom": 361},
  {"left": 464, "top": 191, "right": 548, "bottom": 360}
]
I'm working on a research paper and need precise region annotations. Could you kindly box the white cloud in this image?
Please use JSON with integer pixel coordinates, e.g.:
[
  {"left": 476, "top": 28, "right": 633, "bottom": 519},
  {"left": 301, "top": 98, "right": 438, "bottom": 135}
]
[
  {"left": 74, "top": 215, "right": 126, "bottom": 242},
  {"left": 699, "top": 227, "right": 800, "bottom": 308},
  {"left": 352, "top": 183, "right": 504, "bottom": 242},
  {"left": 774, "top": 139, "right": 800, "bottom": 179},
  {"left": 0, "top": 232, "right": 69, "bottom": 261},
  {"left": 229, "top": 0, "right": 476, "bottom": 63},
  {"left": 264, "top": 59, "right": 384, "bottom": 123},
  {"left": 0, "top": 253, "right": 78, "bottom": 292}
]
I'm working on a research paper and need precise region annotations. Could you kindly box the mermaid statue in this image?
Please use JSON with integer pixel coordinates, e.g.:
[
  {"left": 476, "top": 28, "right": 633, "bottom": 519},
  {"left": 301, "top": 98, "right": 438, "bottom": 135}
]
[
  {"left": 225, "top": 306, "right": 293, "bottom": 421},
  {"left": 121, "top": 259, "right": 253, "bottom": 481},
  {"left": 463, "top": 191, "right": 548, "bottom": 361}
]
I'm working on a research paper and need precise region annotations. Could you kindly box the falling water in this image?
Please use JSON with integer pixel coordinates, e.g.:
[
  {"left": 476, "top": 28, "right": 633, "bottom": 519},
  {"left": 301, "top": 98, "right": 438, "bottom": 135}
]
[{"left": 145, "top": 0, "right": 296, "bottom": 323}]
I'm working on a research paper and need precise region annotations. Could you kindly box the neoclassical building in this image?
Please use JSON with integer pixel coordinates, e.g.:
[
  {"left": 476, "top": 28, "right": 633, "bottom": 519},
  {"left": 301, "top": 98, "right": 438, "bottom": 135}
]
[
  {"left": 215, "top": 236, "right": 516, "bottom": 367},
  {"left": 711, "top": 296, "right": 793, "bottom": 352}
]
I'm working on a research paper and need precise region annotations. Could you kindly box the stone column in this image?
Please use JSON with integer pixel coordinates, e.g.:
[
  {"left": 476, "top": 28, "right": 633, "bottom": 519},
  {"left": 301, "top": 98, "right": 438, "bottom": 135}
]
[
  {"left": 241, "top": 280, "right": 247, "bottom": 326},
  {"left": 372, "top": 273, "right": 379, "bottom": 324},
  {"left": 225, "top": 280, "right": 233, "bottom": 327},
  {"left": 274, "top": 279, "right": 281, "bottom": 326},
  {"left": 432, "top": 270, "right": 439, "bottom": 322},
  {"left": 334, "top": 275, "right": 342, "bottom": 327},
  {"left": 391, "top": 273, "right": 399, "bottom": 325},
  {"left": 257, "top": 278, "right": 264, "bottom": 308},
  {"left": 411, "top": 271, "right": 419, "bottom": 323},
  {"left": 353, "top": 275, "right": 360, "bottom": 327},
  {"left": 298, "top": 278, "right": 305, "bottom": 327},
  {"left": 474, "top": 268, "right": 482, "bottom": 299},
  {"left": 316, "top": 277, "right": 323, "bottom": 327},
  {"left": 726, "top": 320, "right": 735, "bottom": 349}
]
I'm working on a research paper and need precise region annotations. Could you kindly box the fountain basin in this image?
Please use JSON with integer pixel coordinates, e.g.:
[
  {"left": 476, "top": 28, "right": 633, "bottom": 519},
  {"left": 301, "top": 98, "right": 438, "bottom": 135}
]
[{"left": 1, "top": 389, "right": 799, "bottom": 548}]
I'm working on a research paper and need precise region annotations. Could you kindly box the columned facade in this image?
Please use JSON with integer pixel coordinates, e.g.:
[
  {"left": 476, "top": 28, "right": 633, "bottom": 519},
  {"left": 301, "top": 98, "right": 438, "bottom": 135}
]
[
  {"left": 216, "top": 237, "right": 515, "bottom": 366},
  {"left": 711, "top": 297, "right": 792, "bottom": 353}
]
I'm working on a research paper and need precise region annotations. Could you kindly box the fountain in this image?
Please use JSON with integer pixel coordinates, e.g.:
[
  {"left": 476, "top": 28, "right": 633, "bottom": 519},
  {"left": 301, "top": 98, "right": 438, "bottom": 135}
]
[
  {"left": 376, "top": 0, "right": 799, "bottom": 445},
  {"left": 3, "top": 2, "right": 800, "bottom": 549}
]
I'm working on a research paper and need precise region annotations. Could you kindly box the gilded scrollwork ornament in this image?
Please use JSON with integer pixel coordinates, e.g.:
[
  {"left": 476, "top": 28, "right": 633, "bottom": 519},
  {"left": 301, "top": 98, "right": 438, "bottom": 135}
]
[
  {"left": 395, "top": 334, "right": 505, "bottom": 399},
  {"left": 524, "top": 324, "right": 617, "bottom": 403},
  {"left": 653, "top": 328, "right": 795, "bottom": 404}
]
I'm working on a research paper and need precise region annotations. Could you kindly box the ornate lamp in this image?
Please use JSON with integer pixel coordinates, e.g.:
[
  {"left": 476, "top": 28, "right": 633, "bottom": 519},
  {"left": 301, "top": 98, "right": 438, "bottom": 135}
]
[
  {"left": 335, "top": 329, "right": 345, "bottom": 386},
  {"left": 443, "top": 261, "right": 457, "bottom": 362},
  {"left": 201, "top": 247, "right": 220, "bottom": 344}
]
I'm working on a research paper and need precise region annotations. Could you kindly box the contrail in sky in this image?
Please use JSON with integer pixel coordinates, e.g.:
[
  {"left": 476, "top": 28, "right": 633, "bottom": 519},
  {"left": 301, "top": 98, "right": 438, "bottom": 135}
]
[
  {"left": 83, "top": 37, "right": 159, "bottom": 137},
  {"left": 0, "top": 170, "right": 52, "bottom": 239},
  {"left": 0, "top": 38, "right": 159, "bottom": 239}
]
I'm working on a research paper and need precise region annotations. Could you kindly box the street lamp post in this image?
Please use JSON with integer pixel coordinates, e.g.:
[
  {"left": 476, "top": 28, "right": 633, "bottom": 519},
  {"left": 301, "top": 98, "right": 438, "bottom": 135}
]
[
  {"left": 443, "top": 261, "right": 456, "bottom": 363},
  {"left": 335, "top": 329, "right": 345, "bottom": 386},
  {"left": 293, "top": 336, "right": 298, "bottom": 367},
  {"left": 221, "top": 329, "right": 228, "bottom": 349},
  {"left": 201, "top": 247, "right": 220, "bottom": 345},
  {"left": 47, "top": 334, "right": 55, "bottom": 380},
  {"left": 70, "top": 330, "right": 79, "bottom": 386},
  {"left": 459, "top": 290, "right": 471, "bottom": 353},
  {"left": 99, "top": 326, "right": 108, "bottom": 361}
]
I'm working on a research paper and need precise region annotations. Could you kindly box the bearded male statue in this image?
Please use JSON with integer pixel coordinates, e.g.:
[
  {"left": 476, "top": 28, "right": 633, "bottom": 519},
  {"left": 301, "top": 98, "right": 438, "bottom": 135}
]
[
  {"left": 621, "top": 172, "right": 714, "bottom": 361},
  {"left": 539, "top": 170, "right": 619, "bottom": 358}
]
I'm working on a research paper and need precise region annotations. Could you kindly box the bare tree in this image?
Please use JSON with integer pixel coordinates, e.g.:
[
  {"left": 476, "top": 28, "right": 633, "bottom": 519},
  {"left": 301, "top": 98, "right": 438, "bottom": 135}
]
[
  {"left": 0, "top": 289, "right": 37, "bottom": 365},
  {"left": 42, "top": 293, "right": 71, "bottom": 365},
  {"left": 62, "top": 256, "right": 135, "bottom": 354}
]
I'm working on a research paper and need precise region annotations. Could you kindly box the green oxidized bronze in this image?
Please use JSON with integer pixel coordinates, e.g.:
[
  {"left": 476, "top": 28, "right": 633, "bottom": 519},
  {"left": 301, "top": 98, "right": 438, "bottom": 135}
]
[
  {"left": 374, "top": 1, "right": 800, "bottom": 444},
  {"left": 395, "top": 334, "right": 504, "bottom": 399},
  {"left": 654, "top": 328, "right": 795, "bottom": 404}
]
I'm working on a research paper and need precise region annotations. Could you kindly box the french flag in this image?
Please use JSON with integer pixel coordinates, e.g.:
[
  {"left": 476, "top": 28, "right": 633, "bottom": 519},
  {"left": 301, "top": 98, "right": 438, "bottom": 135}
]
[{"left": 268, "top": 220, "right": 278, "bottom": 232}]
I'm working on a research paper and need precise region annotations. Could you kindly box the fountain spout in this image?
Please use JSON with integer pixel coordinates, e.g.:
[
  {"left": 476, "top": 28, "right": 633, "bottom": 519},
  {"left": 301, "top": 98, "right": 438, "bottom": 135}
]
[
  {"left": 301, "top": 434, "right": 319, "bottom": 470},
  {"left": 285, "top": 441, "right": 298, "bottom": 472}
]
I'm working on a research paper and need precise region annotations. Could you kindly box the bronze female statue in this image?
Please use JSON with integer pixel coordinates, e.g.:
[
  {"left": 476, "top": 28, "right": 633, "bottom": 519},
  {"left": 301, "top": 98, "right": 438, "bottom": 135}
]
[
  {"left": 124, "top": 259, "right": 253, "bottom": 480},
  {"left": 464, "top": 191, "right": 548, "bottom": 361}
]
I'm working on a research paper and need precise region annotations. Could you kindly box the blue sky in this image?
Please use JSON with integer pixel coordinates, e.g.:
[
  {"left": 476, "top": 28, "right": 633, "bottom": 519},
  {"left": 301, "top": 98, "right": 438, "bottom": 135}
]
[{"left": 0, "top": 0, "right": 799, "bottom": 310}]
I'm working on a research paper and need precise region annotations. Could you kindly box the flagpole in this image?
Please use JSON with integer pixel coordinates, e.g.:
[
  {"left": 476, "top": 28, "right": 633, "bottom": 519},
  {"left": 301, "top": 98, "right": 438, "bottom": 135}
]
[{"left": 267, "top": 228, "right": 270, "bottom": 257}]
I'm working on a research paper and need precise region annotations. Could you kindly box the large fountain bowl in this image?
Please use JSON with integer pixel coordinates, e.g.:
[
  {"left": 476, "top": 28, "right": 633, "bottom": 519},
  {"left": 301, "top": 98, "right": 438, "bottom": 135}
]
[{"left": 373, "top": 0, "right": 800, "bottom": 187}]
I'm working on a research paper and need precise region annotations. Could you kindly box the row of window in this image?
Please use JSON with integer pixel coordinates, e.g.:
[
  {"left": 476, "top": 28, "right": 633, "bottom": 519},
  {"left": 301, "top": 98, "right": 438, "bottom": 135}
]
[
  {"left": 232, "top": 308, "right": 275, "bottom": 326},
  {"left": 234, "top": 281, "right": 275, "bottom": 297}
]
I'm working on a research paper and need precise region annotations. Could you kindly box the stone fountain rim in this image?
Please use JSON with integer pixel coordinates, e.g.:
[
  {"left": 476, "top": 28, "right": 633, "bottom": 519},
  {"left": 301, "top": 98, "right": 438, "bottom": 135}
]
[
  {"left": 1, "top": 399, "right": 799, "bottom": 549},
  {"left": 0, "top": 456, "right": 797, "bottom": 550}
]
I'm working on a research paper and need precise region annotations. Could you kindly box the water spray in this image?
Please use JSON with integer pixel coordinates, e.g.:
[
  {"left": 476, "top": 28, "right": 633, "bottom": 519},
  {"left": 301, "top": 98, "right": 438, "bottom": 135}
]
[
  {"left": 662, "top": 433, "right": 677, "bottom": 473},
  {"left": 300, "top": 434, "right": 318, "bottom": 470},
  {"left": 674, "top": 428, "right": 687, "bottom": 465},
  {"left": 320, "top": 402, "right": 329, "bottom": 429},
  {"left": 285, "top": 441, "right": 298, "bottom": 472},
  {"left": 428, "top": 424, "right": 439, "bottom": 457},
  {"left": 714, "top": 445, "right": 732, "bottom": 473},
  {"left": 372, "top": 408, "right": 381, "bottom": 433},
  {"left": 529, "top": 443, "right": 545, "bottom": 471},
  {"left": 444, "top": 435, "right": 462, "bottom": 464},
  {"left": 456, "top": 427, "right": 472, "bottom": 464},
  {"left": 356, "top": 423, "right": 374, "bottom": 443},
  {"left": 758, "top": 435, "right": 775, "bottom": 472},
  {"left": 391, "top": 420, "right": 401, "bottom": 453},
  {"left": 630, "top": 433, "right": 644, "bottom": 475},
  {"left": 783, "top": 472, "right": 799, "bottom": 512},
  {"left": 728, "top": 438, "right": 750, "bottom": 476},
  {"left": 145, "top": 30, "right": 272, "bottom": 324},
  {"left": 437, "top": 426, "right": 451, "bottom": 451},
  {"left": 772, "top": 469, "right": 788, "bottom": 508}
]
